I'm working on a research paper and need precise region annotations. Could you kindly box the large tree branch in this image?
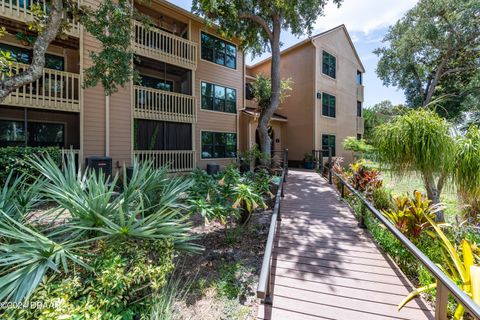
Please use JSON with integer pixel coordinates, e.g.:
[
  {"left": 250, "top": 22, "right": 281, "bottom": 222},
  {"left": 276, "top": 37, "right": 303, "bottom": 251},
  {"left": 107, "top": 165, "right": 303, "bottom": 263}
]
[
  {"left": 0, "top": 0, "right": 63, "bottom": 102},
  {"left": 424, "top": 35, "right": 453, "bottom": 106},
  {"left": 237, "top": 12, "right": 273, "bottom": 41},
  {"left": 411, "top": 65, "right": 426, "bottom": 102}
]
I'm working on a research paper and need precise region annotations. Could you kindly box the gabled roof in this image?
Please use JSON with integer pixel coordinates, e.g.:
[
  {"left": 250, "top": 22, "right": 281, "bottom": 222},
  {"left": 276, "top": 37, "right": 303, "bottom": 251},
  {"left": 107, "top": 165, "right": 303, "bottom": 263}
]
[{"left": 247, "top": 25, "right": 365, "bottom": 72}]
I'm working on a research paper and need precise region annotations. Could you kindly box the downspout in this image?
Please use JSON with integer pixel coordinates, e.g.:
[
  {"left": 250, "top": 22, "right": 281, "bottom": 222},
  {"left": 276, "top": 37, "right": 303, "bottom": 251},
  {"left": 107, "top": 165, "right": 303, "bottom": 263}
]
[{"left": 311, "top": 38, "right": 318, "bottom": 152}]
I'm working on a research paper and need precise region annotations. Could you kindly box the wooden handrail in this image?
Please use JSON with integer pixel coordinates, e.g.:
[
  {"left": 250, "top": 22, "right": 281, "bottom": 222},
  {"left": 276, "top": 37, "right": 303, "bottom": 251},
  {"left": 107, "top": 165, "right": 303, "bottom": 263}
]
[
  {"left": 328, "top": 147, "right": 480, "bottom": 320},
  {"left": 132, "top": 20, "right": 197, "bottom": 70},
  {"left": 257, "top": 149, "right": 288, "bottom": 303},
  {"left": 1, "top": 61, "right": 80, "bottom": 112},
  {"left": 133, "top": 85, "right": 196, "bottom": 123}
]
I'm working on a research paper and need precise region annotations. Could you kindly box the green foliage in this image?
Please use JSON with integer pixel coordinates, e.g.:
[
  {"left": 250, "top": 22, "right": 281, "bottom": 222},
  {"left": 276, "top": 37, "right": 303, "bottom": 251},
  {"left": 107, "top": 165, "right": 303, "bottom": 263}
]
[
  {"left": 382, "top": 191, "right": 439, "bottom": 241},
  {"left": 349, "top": 160, "right": 383, "bottom": 195},
  {"left": 239, "top": 144, "right": 270, "bottom": 167},
  {"left": 80, "top": 0, "right": 138, "bottom": 95},
  {"left": 343, "top": 136, "right": 374, "bottom": 154},
  {"left": 0, "top": 146, "right": 61, "bottom": 185},
  {"left": 454, "top": 125, "right": 480, "bottom": 221},
  {"left": 363, "top": 100, "right": 408, "bottom": 142},
  {"left": 250, "top": 74, "right": 292, "bottom": 111},
  {"left": 232, "top": 183, "right": 266, "bottom": 224},
  {"left": 214, "top": 262, "right": 253, "bottom": 300},
  {"left": 4, "top": 240, "right": 175, "bottom": 320},
  {"left": 192, "top": 0, "right": 342, "bottom": 56},
  {"left": 375, "top": 0, "right": 480, "bottom": 119},
  {"left": 371, "top": 187, "right": 393, "bottom": 211},
  {"left": 0, "top": 173, "right": 42, "bottom": 221}
]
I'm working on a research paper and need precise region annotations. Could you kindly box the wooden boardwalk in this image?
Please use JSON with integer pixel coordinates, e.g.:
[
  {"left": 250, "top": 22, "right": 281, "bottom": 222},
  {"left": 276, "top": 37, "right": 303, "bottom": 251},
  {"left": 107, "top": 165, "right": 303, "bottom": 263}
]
[{"left": 258, "top": 169, "right": 434, "bottom": 320}]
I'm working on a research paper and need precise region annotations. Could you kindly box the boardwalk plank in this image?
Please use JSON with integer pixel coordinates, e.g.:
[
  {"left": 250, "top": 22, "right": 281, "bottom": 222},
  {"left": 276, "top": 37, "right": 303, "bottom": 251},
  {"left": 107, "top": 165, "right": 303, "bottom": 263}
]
[{"left": 258, "top": 169, "right": 434, "bottom": 320}]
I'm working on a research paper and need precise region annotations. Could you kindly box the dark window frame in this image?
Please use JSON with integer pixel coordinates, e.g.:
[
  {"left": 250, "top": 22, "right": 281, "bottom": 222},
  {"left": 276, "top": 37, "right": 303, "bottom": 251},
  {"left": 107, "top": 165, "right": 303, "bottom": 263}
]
[
  {"left": 322, "top": 134, "right": 336, "bottom": 157},
  {"left": 0, "top": 43, "right": 65, "bottom": 71},
  {"left": 137, "top": 74, "right": 174, "bottom": 91},
  {"left": 322, "top": 50, "right": 336, "bottom": 79},
  {"left": 201, "top": 131, "right": 237, "bottom": 159},
  {"left": 0, "top": 119, "right": 65, "bottom": 147},
  {"left": 201, "top": 32, "right": 237, "bottom": 69},
  {"left": 357, "top": 101, "right": 362, "bottom": 117},
  {"left": 322, "top": 93, "right": 336, "bottom": 118},
  {"left": 356, "top": 70, "right": 363, "bottom": 85},
  {"left": 201, "top": 81, "right": 236, "bottom": 114}
]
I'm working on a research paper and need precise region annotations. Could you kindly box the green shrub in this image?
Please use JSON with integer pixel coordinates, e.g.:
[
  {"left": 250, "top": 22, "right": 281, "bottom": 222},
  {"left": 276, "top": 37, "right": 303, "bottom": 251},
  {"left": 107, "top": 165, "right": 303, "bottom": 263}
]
[
  {"left": 0, "top": 146, "right": 61, "bottom": 184},
  {"left": 343, "top": 136, "right": 374, "bottom": 154},
  {"left": 3, "top": 239, "right": 175, "bottom": 320},
  {"left": 371, "top": 186, "right": 393, "bottom": 211}
]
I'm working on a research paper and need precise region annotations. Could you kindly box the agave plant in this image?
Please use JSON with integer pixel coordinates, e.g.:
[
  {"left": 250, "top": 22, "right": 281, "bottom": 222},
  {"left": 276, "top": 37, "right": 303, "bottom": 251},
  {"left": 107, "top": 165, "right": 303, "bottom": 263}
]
[
  {"left": 399, "top": 215, "right": 480, "bottom": 319},
  {"left": 0, "top": 173, "right": 42, "bottom": 221}
]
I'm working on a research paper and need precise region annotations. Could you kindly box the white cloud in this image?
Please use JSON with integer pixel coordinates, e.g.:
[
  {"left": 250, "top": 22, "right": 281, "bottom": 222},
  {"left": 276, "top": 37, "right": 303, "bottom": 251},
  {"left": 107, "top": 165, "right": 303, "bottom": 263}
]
[{"left": 314, "top": 0, "right": 418, "bottom": 34}]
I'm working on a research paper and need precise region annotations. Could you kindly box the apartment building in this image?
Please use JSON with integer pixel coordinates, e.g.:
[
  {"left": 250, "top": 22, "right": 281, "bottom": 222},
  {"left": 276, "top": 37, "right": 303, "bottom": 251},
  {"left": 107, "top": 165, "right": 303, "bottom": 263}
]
[
  {"left": 0, "top": 0, "right": 244, "bottom": 172},
  {"left": 243, "top": 25, "right": 365, "bottom": 165}
]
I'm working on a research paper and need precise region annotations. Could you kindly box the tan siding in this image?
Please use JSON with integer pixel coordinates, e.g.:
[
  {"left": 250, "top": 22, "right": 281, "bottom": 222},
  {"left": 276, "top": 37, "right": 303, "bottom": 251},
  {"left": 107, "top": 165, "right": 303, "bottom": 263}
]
[
  {"left": 82, "top": 0, "right": 105, "bottom": 158},
  {"left": 109, "top": 84, "right": 132, "bottom": 169},
  {"left": 192, "top": 21, "right": 243, "bottom": 169},
  {"left": 249, "top": 43, "right": 316, "bottom": 163}
]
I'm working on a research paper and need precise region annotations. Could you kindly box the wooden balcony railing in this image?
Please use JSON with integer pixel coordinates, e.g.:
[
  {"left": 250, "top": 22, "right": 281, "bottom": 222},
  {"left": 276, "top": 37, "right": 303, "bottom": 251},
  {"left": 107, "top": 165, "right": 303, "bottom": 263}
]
[
  {"left": 2, "top": 62, "right": 81, "bottom": 112},
  {"left": 134, "top": 150, "right": 196, "bottom": 172},
  {"left": 356, "top": 116, "right": 365, "bottom": 134},
  {"left": 0, "top": 0, "right": 80, "bottom": 37},
  {"left": 132, "top": 20, "right": 197, "bottom": 70},
  {"left": 133, "top": 85, "right": 196, "bottom": 123},
  {"left": 357, "top": 84, "right": 364, "bottom": 102}
]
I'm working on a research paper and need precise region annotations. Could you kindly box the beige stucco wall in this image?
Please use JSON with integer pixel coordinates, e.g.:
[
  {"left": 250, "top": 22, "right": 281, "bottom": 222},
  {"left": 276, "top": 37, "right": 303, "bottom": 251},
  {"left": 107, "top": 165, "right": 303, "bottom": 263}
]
[{"left": 313, "top": 28, "right": 364, "bottom": 164}]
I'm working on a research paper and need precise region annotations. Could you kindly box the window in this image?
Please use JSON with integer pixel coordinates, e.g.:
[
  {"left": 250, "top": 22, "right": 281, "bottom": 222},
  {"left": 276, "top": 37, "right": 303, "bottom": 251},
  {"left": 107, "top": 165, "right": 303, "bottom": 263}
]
[
  {"left": 322, "top": 51, "right": 336, "bottom": 79},
  {"left": 245, "top": 83, "right": 254, "bottom": 100},
  {"left": 356, "top": 70, "right": 363, "bottom": 85},
  {"left": 322, "top": 134, "right": 336, "bottom": 157},
  {"left": 322, "top": 93, "right": 336, "bottom": 118},
  {"left": 201, "top": 82, "right": 236, "bottom": 113},
  {"left": 201, "top": 32, "right": 236, "bottom": 69},
  {"left": 357, "top": 101, "right": 362, "bottom": 117},
  {"left": 0, "top": 43, "right": 64, "bottom": 71},
  {"left": 201, "top": 131, "right": 237, "bottom": 159},
  {"left": 138, "top": 75, "right": 173, "bottom": 91},
  {"left": 0, "top": 120, "right": 64, "bottom": 147},
  {"left": 357, "top": 134, "right": 362, "bottom": 140},
  {"left": 134, "top": 119, "right": 192, "bottom": 150}
]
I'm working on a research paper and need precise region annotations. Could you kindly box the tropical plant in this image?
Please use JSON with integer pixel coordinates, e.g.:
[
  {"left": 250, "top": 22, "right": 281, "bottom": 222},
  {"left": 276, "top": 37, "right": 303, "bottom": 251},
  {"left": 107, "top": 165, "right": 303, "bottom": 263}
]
[
  {"left": 454, "top": 125, "right": 480, "bottom": 222},
  {"left": 232, "top": 184, "right": 266, "bottom": 224},
  {"left": 0, "top": 173, "right": 42, "bottom": 221},
  {"left": 372, "top": 187, "right": 393, "bottom": 211},
  {"left": 188, "top": 198, "right": 217, "bottom": 224},
  {"left": 373, "top": 109, "right": 455, "bottom": 221},
  {"left": 399, "top": 215, "right": 480, "bottom": 319},
  {"left": 349, "top": 160, "right": 383, "bottom": 195},
  {"left": 245, "top": 169, "right": 274, "bottom": 199},
  {"left": 343, "top": 136, "right": 374, "bottom": 154},
  {"left": 382, "top": 191, "right": 439, "bottom": 241}
]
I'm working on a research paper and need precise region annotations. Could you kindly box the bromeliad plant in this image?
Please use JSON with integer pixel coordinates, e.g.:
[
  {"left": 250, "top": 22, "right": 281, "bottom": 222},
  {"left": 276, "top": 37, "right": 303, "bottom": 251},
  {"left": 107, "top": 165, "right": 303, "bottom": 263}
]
[
  {"left": 399, "top": 214, "right": 480, "bottom": 319},
  {"left": 382, "top": 191, "right": 440, "bottom": 241}
]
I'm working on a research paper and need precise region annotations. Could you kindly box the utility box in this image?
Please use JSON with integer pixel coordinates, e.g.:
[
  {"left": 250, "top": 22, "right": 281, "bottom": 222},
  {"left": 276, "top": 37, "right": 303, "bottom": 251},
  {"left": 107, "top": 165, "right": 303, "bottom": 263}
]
[{"left": 85, "top": 156, "right": 112, "bottom": 177}]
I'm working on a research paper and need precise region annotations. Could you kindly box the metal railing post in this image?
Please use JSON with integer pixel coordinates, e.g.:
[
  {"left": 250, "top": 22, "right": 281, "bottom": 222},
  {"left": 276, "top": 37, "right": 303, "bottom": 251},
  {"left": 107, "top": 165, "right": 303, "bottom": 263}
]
[
  {"left": 359, "top": 202, "right": 366, "bottom": 229},
  {"left": 341, "top": 183, "right": 345, "bottom": 198},
  {"left": 284, "top": 149, "right": 288, "bottom": 181},
  {"left": 435, "top": 280, "right": 449, "bottom": 320},
  {"left": 328, "top": 147, "right": 333, "bottom": 185},
  {"left": 320, "top": 151, "right": 324, "bottom": 173}
]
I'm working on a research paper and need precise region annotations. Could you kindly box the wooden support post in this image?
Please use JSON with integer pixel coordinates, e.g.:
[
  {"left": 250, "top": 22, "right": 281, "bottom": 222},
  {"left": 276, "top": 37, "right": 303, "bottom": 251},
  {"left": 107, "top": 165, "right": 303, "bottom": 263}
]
[{"left": 435, "top": 280, "right": 449, "bottom": 320}]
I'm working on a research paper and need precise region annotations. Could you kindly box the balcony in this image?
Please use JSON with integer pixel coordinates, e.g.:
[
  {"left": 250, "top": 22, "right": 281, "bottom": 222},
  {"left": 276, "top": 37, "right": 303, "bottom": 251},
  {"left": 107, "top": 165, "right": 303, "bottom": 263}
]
[
  {"left": 0, "top": 0, "right": 80, "bottom": 37},
  {"left": 2, "top": 62, "right": 80, "bottom": 112},
  {"left": 357, "top": 84, "right": 364, "bottom": 102},
  {"left": 133, "top": 85, "right": 195, "bottom": 123},
  {"left": 132, "top": 20, "right": 197, "bottom": 70},
  {"left": 134, "top": 150, "right": 196, "bottom": 172},
  {"left": 357, "top": 116, "right": 365, "bottom": 134}
]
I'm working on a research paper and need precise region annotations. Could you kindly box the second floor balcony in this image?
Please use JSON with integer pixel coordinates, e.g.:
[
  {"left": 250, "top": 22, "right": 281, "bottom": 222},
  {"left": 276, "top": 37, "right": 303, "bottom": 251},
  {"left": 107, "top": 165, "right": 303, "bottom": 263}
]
[
  {"left": 2, "top": 61, "right": 80, "bottom": 112},
  {"left": 0, "top": 0, "right": 80, "bottom": 37},
  {"left": 133, "top": 85, "right": 196, "bottom": 123},
  {"left": 132, "top": 20, "right": 197, "bottom": 71}
]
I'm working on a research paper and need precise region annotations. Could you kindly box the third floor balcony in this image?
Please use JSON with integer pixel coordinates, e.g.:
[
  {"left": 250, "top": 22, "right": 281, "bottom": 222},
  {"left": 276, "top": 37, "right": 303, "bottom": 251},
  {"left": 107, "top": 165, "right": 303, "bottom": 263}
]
[{"left": 132, "top": 20, "right": 197, "bottom": 71}]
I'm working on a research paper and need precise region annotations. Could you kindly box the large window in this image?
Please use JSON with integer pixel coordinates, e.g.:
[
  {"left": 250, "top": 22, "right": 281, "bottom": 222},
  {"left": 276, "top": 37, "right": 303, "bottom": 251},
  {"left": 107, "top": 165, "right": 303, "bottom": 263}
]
[
  {"left": 357, "top": 101, "right": 362, "bottom": 117},
  {"left": 134, "top": 119, "right": 192, "bottom": 151},
  {"left": 0, "top": 120, "right": 64, "bottom": 147},
  {"left": 322, "top": 51, "right": 336, "bottom": 79},
  {"left": 322, "top": 93, "right": 336, "bottom": 118},
  {"left": 322, "top": 134, "right": 336, "bottom": 157},
  {"left": 201, "top": 32, "right": 236, "bottom": 69},
  {"left": 0, "top": 43, "right": 64, "bottom": 71},
  {"left": 201, "top": 82, "right": 236, "bottom": 113},
  {"left": 201, "top": 131, "right": 237, "bottom": 159}
]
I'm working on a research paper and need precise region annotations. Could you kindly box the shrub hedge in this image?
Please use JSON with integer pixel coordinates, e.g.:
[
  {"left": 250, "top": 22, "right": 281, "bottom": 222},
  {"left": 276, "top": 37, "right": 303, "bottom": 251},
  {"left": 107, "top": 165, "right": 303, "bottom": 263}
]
[{"left": 0, "top": 146, "right": 61, "bottom": 184}]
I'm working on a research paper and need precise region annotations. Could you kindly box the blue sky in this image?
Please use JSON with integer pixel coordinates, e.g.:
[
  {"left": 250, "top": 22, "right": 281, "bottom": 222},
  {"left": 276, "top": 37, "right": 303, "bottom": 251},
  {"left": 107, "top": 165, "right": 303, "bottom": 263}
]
[{"left": 172, "top": 0, "right": 418, "bottom": 107}]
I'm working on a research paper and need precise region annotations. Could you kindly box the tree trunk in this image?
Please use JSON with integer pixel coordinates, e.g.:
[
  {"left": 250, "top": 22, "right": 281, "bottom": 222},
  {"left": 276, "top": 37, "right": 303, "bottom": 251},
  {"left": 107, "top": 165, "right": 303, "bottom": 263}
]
[
  {"left": 0, "top": 0, "right": 63, "bottom": 102},
  {"left": 423, "top": 172, "right": 445, "bottom": 222},
  {"left": 257, "top": 16, "right": 281, "bottom": 166}
]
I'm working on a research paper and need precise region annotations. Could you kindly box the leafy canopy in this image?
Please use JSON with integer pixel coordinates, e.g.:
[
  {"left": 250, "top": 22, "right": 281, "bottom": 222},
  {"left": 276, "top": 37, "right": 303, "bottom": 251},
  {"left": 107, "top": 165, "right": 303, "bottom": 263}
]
[
  {"left": 251, "top": 74, "right": 292, "bottom": 111},
  {"left": 192, "top": 0, "right": 342, "bottom": 56},
  {"left": 375, "top": 0, "right": 480, "bottom": 120}
]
